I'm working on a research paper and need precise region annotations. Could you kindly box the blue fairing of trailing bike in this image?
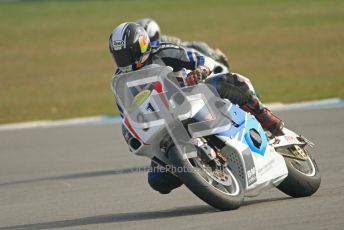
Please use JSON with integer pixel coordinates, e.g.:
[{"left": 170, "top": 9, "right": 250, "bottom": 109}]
[{"left": 216, "top": 105, "right": 268, "bottom": 156}]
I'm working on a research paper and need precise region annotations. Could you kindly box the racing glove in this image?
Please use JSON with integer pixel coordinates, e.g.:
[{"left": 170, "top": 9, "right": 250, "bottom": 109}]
[{"left": 186, "top": 66, "right": 211, "bottom": 86}]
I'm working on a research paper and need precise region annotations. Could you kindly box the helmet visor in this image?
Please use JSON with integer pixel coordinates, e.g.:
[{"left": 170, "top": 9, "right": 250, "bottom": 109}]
[{"left": 113, "top": 48, "right": 132, "bottom": 68}]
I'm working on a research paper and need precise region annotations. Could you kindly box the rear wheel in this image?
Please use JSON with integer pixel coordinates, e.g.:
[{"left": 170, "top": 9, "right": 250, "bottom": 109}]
[
  {"left": 168, "top": 145, "right": 244, "bottom": 211},
  {"left": 277, "top": 146, "right": 321, "bottom": 197}
]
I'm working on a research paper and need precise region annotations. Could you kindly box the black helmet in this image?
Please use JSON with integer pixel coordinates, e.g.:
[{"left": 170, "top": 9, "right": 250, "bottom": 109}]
[
  {"left": 136, "top": 18, "right": 161, "bottom": 42},
  {"left": 109, "top": 22, "right": 151, "bottom": 72}
]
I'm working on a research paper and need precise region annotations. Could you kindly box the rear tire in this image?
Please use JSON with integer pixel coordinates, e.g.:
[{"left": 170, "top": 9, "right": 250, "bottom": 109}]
[
  {"left": 277, "top": 151, "right": 321, "bottom": 197},
  {"left": 168, "top": 145, "right": 244, "bottom": 211}
]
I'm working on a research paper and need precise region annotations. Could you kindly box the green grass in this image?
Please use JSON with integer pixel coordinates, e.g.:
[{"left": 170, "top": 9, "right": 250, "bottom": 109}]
[{"left": 0, "top": 0, "right": 343, "bottom": 124}]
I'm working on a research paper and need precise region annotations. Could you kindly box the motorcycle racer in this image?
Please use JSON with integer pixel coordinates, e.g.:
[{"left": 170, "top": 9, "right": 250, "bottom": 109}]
[
  {"left": 136, "top": 18, "right": 229, "bottom": 68},
  {"left": 109, "top": 22, "right": 284, "bottom": 194}
]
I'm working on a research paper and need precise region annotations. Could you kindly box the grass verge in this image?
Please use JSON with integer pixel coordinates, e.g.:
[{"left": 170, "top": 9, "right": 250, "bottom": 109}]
[{"left": 0, "top": 0, "right": 343, "bottom": 123}]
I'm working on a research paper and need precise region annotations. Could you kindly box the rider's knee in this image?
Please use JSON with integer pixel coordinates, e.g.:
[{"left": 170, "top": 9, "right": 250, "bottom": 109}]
[{"left": 148, "top": 168, "right": 183, "bottom": 194}]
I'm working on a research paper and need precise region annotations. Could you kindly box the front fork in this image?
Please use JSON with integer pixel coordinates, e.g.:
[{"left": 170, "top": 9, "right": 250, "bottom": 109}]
[{"left": 196, "top": 138, "right": 228, "bottom": 170}]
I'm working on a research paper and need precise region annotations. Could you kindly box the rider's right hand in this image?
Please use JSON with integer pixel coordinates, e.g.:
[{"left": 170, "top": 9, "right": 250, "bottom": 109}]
[{"left": 186, "top": 66, "right": 211, "bottom": 86}]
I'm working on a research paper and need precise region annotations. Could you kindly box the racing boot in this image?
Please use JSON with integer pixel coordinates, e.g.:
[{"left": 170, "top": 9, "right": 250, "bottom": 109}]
[
  {"left": 240, "top": 97, "right": 284, "bottom": 136},
  {"left": 255, "top": 107, "right": 284, "bottom": 136}
]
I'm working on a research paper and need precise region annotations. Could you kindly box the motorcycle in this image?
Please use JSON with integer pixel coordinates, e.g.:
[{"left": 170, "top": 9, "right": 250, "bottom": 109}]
[{"left": 112, "top": 64, "right": 321, "bottom": 211}]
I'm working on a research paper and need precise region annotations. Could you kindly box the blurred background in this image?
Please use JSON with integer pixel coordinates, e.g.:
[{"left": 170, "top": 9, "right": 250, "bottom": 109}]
[{"left": 0, "top": 0, "right": 343, "bottom": 124}]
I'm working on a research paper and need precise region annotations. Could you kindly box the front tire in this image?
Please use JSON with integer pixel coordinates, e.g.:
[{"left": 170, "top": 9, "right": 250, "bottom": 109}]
[{"left": 168, "top": 145, "right": 244, "bottom": 211}]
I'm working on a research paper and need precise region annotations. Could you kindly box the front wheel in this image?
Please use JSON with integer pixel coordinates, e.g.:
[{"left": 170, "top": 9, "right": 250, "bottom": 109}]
[
  {"left": 277, "top": 146, "right": 321, "bottom": 197},
  {"left": 168, "top": 145, "right": 244, "bottom": 211}
]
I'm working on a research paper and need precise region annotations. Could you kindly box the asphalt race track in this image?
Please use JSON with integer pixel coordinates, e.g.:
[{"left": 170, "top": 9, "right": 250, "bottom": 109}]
[{"left": 1, "top": 107, "right": 343, "bottom": 230}]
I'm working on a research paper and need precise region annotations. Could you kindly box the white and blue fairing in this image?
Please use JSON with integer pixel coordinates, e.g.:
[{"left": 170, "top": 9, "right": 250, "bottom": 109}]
[
  {"left": 216, "top": 104, "right": 268, "bottom": 155},
  {"left": 214, "top": 104, "right": 288, "bottom": 196}
]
